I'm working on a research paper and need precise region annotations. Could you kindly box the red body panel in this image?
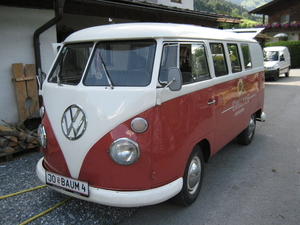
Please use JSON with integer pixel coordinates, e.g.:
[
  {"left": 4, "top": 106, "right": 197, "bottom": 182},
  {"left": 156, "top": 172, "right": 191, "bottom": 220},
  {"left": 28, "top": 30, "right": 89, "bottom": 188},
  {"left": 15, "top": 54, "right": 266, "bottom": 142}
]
[
  {"left": 42, "top": 72, "right": 264, "bottom": 191},
  {"left": 78, "top": 85, "right": 214, "bottom": 190},
  {"left": 42, "top": 112, "right": 70, "bottom": 177},
  {"left": 150, "top": 86, "right": 214, "bottom": 186},
  {"left": 79, "top": 115, "right": 154, "bottom": 190},
  {"left": 212, "top": 72, "right": 264, "bottom": 154}
]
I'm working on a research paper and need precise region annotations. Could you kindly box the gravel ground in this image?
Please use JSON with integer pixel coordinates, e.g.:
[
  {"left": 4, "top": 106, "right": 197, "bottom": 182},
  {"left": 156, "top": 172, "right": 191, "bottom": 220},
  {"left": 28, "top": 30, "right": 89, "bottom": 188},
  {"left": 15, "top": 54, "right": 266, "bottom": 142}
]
[{"left": 0, "top": 152, "right": 139, "bottom": 225}]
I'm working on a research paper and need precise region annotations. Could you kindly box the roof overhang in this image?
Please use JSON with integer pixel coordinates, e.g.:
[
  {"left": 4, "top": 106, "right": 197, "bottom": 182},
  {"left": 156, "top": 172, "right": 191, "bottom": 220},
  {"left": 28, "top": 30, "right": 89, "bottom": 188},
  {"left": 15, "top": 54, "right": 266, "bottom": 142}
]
[
  {"left": 217, "top": 18, "right": 243, "bottom": 24},
  {"left": 249, "top": 0, "right": 285, "bottom": 15},
  {"left": 1, "top": 0, "right": 242, "bottom": 26}
]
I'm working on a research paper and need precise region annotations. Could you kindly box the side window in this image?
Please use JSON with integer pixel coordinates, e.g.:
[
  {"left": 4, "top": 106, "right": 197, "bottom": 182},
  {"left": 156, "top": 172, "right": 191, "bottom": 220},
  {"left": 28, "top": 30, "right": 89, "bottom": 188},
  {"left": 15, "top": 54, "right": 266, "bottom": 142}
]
[
  {"left": 210, "top": 43, "right": 228, "bottom": 77},
  {"left": 159, "top": 44, "right": 178, "bottom": 84},
  {"left": 241, "top": 44, "right": 252, "bottom": 69},
  {"left": 180, "top": 43, "right": 210, "bottom": 84},
  {"left": 227, "top": 44, "right": 242, "bottom": 73}
]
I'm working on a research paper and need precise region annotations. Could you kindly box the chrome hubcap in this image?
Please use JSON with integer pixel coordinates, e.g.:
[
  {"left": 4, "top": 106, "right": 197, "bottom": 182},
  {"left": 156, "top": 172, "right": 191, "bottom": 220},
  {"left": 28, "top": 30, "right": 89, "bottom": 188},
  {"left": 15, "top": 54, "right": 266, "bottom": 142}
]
[
  {"left": 187, "top": 156, "right": 201, "bottom": 194},
  {"left": 248, "top": 115, "right": 256, "bottom": 139}
]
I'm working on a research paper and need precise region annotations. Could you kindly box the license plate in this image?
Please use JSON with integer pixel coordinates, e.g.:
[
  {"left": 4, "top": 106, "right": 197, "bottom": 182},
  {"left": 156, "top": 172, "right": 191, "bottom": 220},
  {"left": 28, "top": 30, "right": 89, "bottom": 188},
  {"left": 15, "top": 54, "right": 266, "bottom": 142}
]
[{"left": 45, "top": 171, "right": 89, "bottom": 196}]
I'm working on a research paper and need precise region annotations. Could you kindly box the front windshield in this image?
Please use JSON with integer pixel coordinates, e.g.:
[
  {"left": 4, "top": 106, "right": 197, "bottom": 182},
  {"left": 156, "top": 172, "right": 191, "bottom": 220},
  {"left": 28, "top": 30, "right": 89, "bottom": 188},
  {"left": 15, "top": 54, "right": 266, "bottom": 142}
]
[
  {"left": 264, "top": 51, "right": 279, "bottom": 62},
  {"left": 84, "top": 40, "right": 156, "bottom": 87},
  {"left": 48, "top": 43, "right": 93, "bottom": 85}
]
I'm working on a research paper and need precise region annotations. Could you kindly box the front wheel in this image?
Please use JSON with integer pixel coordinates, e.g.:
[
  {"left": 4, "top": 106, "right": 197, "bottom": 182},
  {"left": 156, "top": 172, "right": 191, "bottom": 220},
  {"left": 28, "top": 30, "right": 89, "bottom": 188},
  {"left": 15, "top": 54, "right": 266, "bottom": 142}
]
[
  {"left": 285, "top": 68, "right": 290, "bottom": 77},
  {"left": 237, "top": 113, "right": 256, "bottom": 145},
  {"left": 172, "top": 145, "right": 204, "bottom": 206},
  {"left": 272, "top": 70, "right": 280, "bottom": 81}
]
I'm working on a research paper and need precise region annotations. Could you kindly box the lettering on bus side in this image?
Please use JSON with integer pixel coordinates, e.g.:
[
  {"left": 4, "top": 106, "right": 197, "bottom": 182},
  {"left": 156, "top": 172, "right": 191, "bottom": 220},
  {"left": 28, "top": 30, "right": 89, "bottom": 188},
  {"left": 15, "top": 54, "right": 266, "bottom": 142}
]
[{"left": 232, "top": 94, "right": 249, "bottom": 111}]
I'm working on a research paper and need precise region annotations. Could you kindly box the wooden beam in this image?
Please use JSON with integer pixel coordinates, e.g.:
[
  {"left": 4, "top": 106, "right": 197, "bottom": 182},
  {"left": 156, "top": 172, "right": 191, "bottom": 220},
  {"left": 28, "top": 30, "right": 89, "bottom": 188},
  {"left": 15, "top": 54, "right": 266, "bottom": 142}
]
[{"left": 12, "top": 63, "right": 30, "bottom": 121}]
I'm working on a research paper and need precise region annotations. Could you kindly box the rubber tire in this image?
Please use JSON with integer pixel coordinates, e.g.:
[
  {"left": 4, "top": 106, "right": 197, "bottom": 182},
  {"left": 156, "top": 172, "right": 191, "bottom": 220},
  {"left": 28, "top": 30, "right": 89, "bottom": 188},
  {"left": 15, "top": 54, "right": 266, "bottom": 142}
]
[
  {"left": 285, "top": 69, "right": 290, "bottom": 77},
  {"left": 172, "top": 145, "right": 204, "bottom": 206},
  {"left": 272, "top": 70, "right": 279, "bottom": 81},
  {"left": 237, "top": 114, "right": 256, "bottom": 145}
]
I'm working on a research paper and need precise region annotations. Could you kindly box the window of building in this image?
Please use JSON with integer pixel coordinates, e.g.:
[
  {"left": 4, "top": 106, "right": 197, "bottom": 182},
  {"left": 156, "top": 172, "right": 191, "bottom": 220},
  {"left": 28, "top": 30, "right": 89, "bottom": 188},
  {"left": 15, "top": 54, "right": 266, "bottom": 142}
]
[
  {"left": 280, "top": 15, "right": 290, "bottom": 23},
  {"left": 171, "top": 0, "right": 182, "bottom": 3}
]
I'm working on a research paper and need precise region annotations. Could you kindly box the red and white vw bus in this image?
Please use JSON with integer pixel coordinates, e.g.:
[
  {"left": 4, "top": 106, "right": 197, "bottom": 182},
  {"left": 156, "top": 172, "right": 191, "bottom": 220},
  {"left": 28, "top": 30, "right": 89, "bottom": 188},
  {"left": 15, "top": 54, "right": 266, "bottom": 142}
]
[{"left": 36, "top": 23, "right": 265, "bottom": 207}]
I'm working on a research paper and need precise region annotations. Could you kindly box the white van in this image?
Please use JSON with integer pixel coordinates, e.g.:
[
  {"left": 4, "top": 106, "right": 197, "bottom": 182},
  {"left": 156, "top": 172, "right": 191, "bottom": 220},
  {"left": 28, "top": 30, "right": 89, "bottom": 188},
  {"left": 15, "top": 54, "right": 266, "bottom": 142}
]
[
  {"left": 264, "top": 46, "right": 291, "bottom": 80},
  {"left": 36, "top": 23, "right": 265, "bottom": 207}
]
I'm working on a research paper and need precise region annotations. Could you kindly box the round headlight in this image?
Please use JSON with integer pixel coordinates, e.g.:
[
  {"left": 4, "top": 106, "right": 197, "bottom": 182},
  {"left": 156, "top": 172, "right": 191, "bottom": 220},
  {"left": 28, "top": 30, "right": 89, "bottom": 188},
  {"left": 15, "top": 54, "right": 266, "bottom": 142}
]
[
  {"left": 109, "top": 138, "right": 140, "bottom": 166},
  {"left": 38, "top": 124, "right": 47, "bottom": 148}
]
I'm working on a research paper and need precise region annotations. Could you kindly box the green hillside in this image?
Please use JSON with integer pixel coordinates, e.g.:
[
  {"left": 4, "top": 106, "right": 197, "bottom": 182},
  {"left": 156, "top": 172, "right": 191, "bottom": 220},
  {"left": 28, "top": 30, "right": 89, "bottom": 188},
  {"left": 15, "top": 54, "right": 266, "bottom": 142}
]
[
  {"left": 194, "top": 0, "right": 266, "bottom": 28},
  {"left": 225, "top": 0, "right": 272, "bottom": 10}
]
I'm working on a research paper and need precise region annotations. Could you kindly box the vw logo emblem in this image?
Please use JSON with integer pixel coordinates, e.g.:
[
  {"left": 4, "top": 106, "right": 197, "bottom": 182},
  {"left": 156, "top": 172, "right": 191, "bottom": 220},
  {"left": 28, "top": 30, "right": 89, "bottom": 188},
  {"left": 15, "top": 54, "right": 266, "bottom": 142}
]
[{"left": 61, "top": 104, "right": 87, "bottom": 140}]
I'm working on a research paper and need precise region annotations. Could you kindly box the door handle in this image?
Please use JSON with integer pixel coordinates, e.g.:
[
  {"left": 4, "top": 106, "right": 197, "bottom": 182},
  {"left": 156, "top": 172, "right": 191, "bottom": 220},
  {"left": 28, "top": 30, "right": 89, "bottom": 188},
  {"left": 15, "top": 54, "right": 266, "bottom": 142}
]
[{"left": 207, "top": 99, "right": 216, "bottom": 105}]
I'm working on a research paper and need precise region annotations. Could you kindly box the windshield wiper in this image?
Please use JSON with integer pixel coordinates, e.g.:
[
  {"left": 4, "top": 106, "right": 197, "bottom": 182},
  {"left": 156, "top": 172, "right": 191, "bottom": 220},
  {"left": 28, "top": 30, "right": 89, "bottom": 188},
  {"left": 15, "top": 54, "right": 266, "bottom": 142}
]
[
  {"left": 101, "top": 62, "right": 114, "bottom": 89},
  {"left": 96, "top": 50, "right": 114, "bottom": 89}
]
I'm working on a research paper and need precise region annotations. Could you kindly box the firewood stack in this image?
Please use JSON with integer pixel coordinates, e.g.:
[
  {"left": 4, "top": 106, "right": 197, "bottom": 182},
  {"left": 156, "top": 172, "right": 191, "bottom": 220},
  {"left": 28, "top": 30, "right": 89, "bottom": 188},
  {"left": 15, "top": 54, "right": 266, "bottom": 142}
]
[
  {"left": 0, "top": 120, "right": 39, "bottom": 153},
  {"left": 0, "top": 64, "right": 41, "bottom": 155}
]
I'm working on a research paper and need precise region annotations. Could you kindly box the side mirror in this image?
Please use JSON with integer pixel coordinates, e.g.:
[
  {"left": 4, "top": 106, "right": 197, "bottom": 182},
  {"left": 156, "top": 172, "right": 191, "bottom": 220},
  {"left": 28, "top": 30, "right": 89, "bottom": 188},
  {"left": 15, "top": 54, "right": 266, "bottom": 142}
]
[
  {"left": 280, "top": 55, "right": 285, "bottom": 61},
  {"left": 167, "top": 67, "right": 182, "bottom": 91}
]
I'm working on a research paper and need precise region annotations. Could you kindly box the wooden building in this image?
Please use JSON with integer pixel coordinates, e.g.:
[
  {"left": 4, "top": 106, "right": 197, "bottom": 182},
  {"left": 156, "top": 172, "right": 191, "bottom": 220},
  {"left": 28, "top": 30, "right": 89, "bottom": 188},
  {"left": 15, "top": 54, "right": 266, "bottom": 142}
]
[{"left": 249, "top": 0, "right": 300, "bottom": 42}]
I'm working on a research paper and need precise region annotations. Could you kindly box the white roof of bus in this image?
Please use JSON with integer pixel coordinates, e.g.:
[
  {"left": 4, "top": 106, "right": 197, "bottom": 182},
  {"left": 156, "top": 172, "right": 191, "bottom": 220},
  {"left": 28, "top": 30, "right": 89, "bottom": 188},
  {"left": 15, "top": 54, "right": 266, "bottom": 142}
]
[
  {"left": 264, "top": 46, "right": 287, "bottom": 51},
  {"left": 64, "top": 23, "right": 256, "bottom": 43},
  {"left": 225, "top": 28, "right": 265, "bottom": 39}
]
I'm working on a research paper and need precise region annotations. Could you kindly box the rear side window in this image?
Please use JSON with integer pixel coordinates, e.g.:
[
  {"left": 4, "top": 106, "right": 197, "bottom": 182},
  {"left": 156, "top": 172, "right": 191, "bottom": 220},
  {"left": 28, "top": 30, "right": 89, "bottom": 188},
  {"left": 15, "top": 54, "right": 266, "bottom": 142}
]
[
  {"left": 159, "top": 42, "right": 210, "bottom": 85},
  {"left": 241, "top": 44, "right": 252, "bottom": 69},
  {"left": 227, "top": 44, "right": 242, "bottom": 73},
  {"left": 210, "top": 43, "right": 228, "bottom": 77},
  {"left": 180, "top": 43, "right": 210, "bottom": 84}
]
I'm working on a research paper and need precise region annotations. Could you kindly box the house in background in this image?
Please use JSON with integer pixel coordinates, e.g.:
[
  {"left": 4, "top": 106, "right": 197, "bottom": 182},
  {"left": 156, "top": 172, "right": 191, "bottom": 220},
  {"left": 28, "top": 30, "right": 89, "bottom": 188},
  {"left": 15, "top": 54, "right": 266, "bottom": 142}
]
[
  {"left": 142, "top": 0, "right": 193, "bottom": 10},
  {"left": 249, "top": 0, "right": 300, "bottom": 43},
  {"left": 0, "top": 0, "right": 242, "bottom": 124}
]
